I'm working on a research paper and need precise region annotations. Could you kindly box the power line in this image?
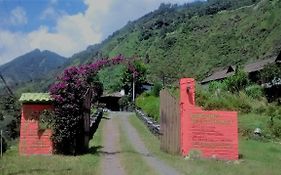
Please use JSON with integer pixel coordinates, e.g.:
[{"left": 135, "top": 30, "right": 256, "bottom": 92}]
[{"left": 0, "top": 72, "right": 14, "bottom": 97}]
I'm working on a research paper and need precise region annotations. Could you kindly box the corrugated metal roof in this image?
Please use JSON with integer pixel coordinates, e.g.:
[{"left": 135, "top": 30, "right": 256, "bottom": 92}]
[
  {"left": 201, "top": 66, "right": 236, "bottom": 84},
  {"left": 19, "top": 93, "right": 52, "bottom": 103},
  {"left": 201, "top": 57, "right": 279, "bottom": 84},
  {"left": 244, "top": 57, "right": 275, "bottom": 73},
  {"left": 101, "top": 91, "right": 124, "bottom": 98}
]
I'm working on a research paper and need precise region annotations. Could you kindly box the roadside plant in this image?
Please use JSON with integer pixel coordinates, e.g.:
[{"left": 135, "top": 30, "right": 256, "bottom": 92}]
[
  {"left": 224, "top": 69, "right": 249, "bottom": 93},
  {"left": 49, "top": 55, "right": 139, "bottom": 154}
]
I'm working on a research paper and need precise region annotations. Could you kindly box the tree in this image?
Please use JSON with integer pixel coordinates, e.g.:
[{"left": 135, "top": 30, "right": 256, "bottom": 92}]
[
  {"left": 122, "top": 60, "right": 147, "bottom": 98},
  {"left": 0, "top": 96, "right": 21, "bottom": 140},
  {"left": 261, "top": 63, "right": 281, "bottom": 85},
  {"left": 50, "top": 57, "right": 124, "bottom": 154},
  {"left": 49, "top": 55, "right": 140, "bottom": 154}
]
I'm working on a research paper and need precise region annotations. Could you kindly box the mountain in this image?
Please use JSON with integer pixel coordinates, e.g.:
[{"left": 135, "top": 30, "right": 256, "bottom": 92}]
[
  {"left": 0, "top": 49, "right": 66, "bottom": 86},
  {"left": 67, "top": 0, "right": 281, "bottom": 86}
]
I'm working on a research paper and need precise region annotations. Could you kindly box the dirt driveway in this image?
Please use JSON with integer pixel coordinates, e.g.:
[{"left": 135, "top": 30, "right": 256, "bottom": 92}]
[{"left": 100, "top": 112, "right": 182, "bottom": 175}]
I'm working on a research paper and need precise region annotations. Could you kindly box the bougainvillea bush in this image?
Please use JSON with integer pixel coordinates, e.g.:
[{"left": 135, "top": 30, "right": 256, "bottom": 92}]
[{"left": 50, "top": 55, "right": 126, "bottom": 154}]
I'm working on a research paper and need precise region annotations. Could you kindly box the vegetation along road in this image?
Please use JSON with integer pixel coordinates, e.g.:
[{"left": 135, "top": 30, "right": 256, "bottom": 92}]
[{"left": 1, "top": 112, "right": 281, "bottom": 175}]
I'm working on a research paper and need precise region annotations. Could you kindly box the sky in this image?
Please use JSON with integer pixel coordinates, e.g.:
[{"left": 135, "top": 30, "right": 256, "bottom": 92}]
[{"left": 0, "top": 0, "right": 199, "bottom": 65}]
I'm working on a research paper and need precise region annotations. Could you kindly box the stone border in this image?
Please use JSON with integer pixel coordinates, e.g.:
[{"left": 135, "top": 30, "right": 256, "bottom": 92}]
[{"left": 135, "top": 108, "right": 161, "bottom": 137}]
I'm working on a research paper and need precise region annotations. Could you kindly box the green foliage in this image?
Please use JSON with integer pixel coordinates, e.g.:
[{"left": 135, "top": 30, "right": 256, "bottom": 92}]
[
  {"left": 203, "top": 91, "right": 252, "bottom": 113},
  {"left": 0, "top": 127, "right": 103, "bottom": 175},
  {"left": 122, "top": 60, "right": 148, "bottom": 94},
  {"left": 39, "top": 110, "right": 55, "bottom": 130},
  {"left": 245, "top": 84, "right": 264, "bottom": 99},
  {"left": 269, "top": 118, "right": 281, "bottom": 138},
  {"left": 151, "top": 82, "right": 162, "bottom": 97},
  {"left": 208, "top": 81, "right": 227, "bottom": 93},
  {"left": 0, "top": 96, "right": 21, "bottom": 140},
  {"left": 130, "top": 114, "right": 281, "bottom": 175},
  {"left": 118, "top": 96, "right": 130, "bottom": 109},
  {"left": 224, "top": 69, "right": 249, "bottom": 93},
  {"left": 198, "top": 82, "right": 268, "bottom": 114},
  {"left": 98, "top": 65, "right": 126, "bottom": 92},
  {"left": 65, "top": 0, "right": 281, "bottom": 85},
  {"left": 267, "top": 105, "right": 281, "bottom": 138},
  {"left": 136, "top": 93, "right": 160, "bottom": 121},
  {"left": 261, "top": 63, "right": 281, "bottom": 83},
  {"left": 195, "top": 85, "right": 211, "bottom": 107}
]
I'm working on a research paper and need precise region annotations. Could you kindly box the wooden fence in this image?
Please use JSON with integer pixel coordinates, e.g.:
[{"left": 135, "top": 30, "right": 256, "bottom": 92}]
[
  {"left": 82, "top": 88, "right": 92, "bottom": 151},
  {"left": 160, "top": 89, "right": 180, "bottom": 155}
]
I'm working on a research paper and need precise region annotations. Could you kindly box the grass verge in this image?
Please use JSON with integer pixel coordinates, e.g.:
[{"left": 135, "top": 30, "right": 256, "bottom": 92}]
[
  {"left": 0, "top": 122, "right": 104, "bottom": 175},
  {"left": 130, "top": 114, "right": 281, "bottom": 175},
  {"left": 117, "top": 119, "right": 158, "bottom": 175}
]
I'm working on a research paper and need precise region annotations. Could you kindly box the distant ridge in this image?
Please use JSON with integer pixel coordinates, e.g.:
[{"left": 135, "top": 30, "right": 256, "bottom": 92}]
[{"left": 0, "top": 49, "right": 66, "bottom": 85}]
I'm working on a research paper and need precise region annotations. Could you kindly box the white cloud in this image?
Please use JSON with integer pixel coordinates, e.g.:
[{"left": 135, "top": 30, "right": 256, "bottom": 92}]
[
  {"left": 0, "top": 0, "right": 200, "bottom": 65},
  {"left": 9, "top": 6, "right": 28, "bottom": 26},
  {"left": 40, "top": 6, "right": 60, "bottom": 20},
  {"left": 50, "top": 0, "right": 58, "bottom": 5},
  {"left": 0, "top": 30, "right": 30, "bottom": 64}
]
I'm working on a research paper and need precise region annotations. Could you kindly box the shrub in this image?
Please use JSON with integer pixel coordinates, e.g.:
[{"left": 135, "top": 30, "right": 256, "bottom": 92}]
[
  {"left": 252, "top": 99, "right": 268, "bottom": 114},
  {"left": 51, "top": 61, "right": 110, "bottom": 154},
  {"left": 245, "top": 84, "right": 264, "bottom": 99},
  {"left": 270, "top": 118, "right": 281, "bottom": 138},
  {"left": 195, "top": 85, "right": 211, "bottom": 107},
  {"left": 49, "top": 55, "right": 140, "bottom": 154},
  {"left": 208, "top": 81, "right": 227, "bottom": 93},
  {"left": 151, "top": 82, "right": 163, "bottom": 97},
  {"left": 203, "top": 91, "right": 252, "bottom": 113},
  {"left": 118, "top": 96, "right": 130, "bottom": 110},
  {"left": 136, "top": 93, "right": 160, "bottom": 121},
  {"left": 267, "top": 105, "right": 281, "bottom": 138},
  {"left": 39, "top": 110, "right": 55, "bottom": 130},
  {"left": 224, "top": 69, "right": 249, "bottom": 93}
]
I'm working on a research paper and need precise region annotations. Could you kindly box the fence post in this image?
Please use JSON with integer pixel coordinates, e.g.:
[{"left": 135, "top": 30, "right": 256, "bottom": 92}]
[{"left": 1, "top": 130, "right": 2, "bottom": 158}]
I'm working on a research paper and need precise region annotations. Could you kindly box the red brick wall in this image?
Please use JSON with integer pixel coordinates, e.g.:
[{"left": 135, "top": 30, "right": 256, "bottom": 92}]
[
  {"left": 19, "top": 104, "right": 54, "bottom": 155},
  {"left": 180, "top": 78, "right": 238, "bottom": 160}
]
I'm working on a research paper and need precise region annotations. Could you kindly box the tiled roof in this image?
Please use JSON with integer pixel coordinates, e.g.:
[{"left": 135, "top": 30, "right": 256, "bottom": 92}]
[{"left": 19, "top": 93, "right": 53, "bottom": 103}]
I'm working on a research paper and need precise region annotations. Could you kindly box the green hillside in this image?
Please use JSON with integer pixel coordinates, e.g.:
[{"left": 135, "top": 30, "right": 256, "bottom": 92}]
[{"left": 68, "top": 0, "right": 281, "bottom": 86}]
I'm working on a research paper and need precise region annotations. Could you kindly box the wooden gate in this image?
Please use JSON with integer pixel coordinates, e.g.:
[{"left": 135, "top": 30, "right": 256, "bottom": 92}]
[{"left": 160, "top": 89, "right": 180, "bottom": 155}]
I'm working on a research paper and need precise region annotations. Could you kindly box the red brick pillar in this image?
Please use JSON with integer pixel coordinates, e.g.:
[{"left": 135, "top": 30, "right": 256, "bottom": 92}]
[
  {"left": 180, "top": 78, "right": 238, "bottom": 160},
  {"left": 19, "top": 104, "right": 54, "bottom": 155},
  {"left": 180, "top": 78, "right": 196, "bottom": 156}
]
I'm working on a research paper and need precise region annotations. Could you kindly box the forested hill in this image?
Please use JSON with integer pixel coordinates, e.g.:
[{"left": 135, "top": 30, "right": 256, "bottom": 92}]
[
  {"left": 67, "top": 0, "right": 281, "bottom": 84},
  {"left": 0, "top": 49, "right": 66, "bottom": 86}
]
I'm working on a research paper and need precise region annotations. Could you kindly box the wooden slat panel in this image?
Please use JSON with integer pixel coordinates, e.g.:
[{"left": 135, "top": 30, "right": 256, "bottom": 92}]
[{"left": 160, "top": 89, "right": 180, "bottom": 155}]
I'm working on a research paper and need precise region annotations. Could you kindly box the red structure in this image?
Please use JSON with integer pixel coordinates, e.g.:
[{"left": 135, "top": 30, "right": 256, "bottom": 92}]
[
  {"left": 19, "top": 93, "right": 54, "bottom": 155},
  {"left": 180, "top": 78, "right": 238, "bottom": 160}
]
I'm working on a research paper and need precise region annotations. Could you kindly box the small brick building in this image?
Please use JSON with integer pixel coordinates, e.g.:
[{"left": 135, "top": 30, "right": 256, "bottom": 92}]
[{"left": 19, "top": 93, "right": 54, "bottom": 155}]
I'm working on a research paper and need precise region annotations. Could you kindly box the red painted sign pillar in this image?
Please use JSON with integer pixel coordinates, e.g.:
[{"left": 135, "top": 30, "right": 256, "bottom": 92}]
[{"left": 180, "top": 78, "right": 238, "bottom": 160}]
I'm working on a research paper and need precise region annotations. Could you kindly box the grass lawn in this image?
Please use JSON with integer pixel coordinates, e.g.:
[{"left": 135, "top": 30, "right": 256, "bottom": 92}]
[
  {"left": 117, "top": 119, "right": 158, "bottom": 175},
  {"left": 0, "top": 121, "right": 104, "bottom": 175},
  {"left": 129, "top": 114, "right": 281, "bottom": 175}
]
